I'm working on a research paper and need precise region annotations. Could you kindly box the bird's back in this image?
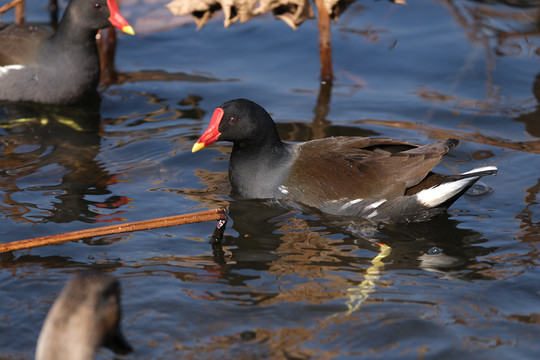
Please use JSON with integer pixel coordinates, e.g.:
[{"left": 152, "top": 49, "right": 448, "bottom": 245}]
[
  {"left": 284, "top": 137, "right": 458, "bottom": 208},
  {"left": 0, "top": 23, "right": 50, "bottom": 65}
]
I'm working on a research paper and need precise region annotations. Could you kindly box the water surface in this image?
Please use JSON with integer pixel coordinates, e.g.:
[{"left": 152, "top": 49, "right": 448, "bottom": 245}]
[{"left": 1, "top": 0, "right": 539, "bottom": 358}]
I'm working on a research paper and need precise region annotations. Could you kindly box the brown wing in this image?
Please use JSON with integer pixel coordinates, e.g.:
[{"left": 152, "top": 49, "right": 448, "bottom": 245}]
[
  {"left": 284, "top": 137, "right": 458, "bottom": 208},
  {"left": 0, "top": 24, "right": 50, "bottom": 65}
]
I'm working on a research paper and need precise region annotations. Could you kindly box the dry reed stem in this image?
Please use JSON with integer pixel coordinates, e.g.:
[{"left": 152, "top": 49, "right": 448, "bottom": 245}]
[
  {"left": 314, "top": 0, "right": 333, "bottom": 82},
  {"left": 0, "top": 0, "right": 25, "bottom": 24},
  {"left": 0, "top": 208, "right": 227, "bottom": 254}
]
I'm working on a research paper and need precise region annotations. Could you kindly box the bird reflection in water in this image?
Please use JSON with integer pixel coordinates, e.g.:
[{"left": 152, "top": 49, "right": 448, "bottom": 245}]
[{"left": 0, "top": 101, "right": 125, "bottom": 225}]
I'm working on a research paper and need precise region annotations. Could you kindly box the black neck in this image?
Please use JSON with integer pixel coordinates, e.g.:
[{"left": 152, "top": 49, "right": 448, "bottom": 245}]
[
  {"left": 54, "top": 18, "right": 99, "bottom": 48},
  {"left": 229, "top": 140, "right": 295, "bottom": 198}
]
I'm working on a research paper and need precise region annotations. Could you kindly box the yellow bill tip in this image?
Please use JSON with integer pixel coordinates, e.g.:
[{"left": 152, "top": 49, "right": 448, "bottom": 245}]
[
  {"left": 192, "top": 141, "right": 205, "bottom": 153},
  {"left": 122, "top": 25, "right": 135, "bottom": 35}
]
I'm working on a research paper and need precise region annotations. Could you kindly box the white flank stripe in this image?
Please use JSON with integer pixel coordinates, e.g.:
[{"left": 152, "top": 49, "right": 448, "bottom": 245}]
[
  {"left": 340, "top": 198, "right": 363, "bottom": 210},
  {"left": 0, "top": 64, "right": 24, "bottom": 76},
  {"left": 462, "top": 166, "right": 498, "bottom": 175},
  {"left": 416, "top": 178, "right": 472, "bottom": 207},
  {"left": 366, "top": 210, "right": 378, "bottom": 219},
  {"left": 366, "top": 199, "right": 386, "bottom": 209},
  {"left": 278, "top": 185, "right": 289, "bottom": 194}
]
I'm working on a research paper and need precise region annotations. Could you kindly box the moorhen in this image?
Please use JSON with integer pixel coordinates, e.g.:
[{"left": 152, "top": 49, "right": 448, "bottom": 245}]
[
  {"left": 192, "top": 99, "right": 498, "bottom": 222},
  {"left": 0, "top": 0, "right": 134, "bottom": 104},
  {"left": 35, "top": 272, "right": 132, "bottom": 360}
]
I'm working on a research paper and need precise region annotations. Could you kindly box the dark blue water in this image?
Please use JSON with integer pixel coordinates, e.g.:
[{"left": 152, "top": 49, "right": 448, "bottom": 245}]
[{"left": 1, "top": 0, "right": 539, "bottom": 358}]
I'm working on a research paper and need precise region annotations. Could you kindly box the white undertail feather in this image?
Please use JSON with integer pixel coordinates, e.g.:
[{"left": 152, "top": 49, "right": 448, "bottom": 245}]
[
  {"left": 462, "top": 166, "right": 498, "bottom": 175},
  {"left": 416, "top": 178, "right": 471, "bottom": 207},
  {"left": 416, "top": 166, "right": 497, "bottom": 207}
]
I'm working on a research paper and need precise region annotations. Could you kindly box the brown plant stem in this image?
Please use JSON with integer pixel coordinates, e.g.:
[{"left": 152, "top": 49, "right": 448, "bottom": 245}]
[
  {"left": 98, "top": 27, "right": 118, "bottom": 86},
  {"left": 0, "top": 208, "right": 228, "bottom": 254},
  {"left": 14, "top": 0, "right": 24, "bottom": 24},
  {"left": 0, "top": 0, "right": 25, "bottom": 24},
  {"left": 314, "top": 0, "right": 333, "bottom": 82}
]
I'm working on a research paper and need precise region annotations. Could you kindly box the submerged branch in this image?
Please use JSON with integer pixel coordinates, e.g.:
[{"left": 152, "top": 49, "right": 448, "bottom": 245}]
[{"left": 0, "top": 208, "right": 228, "bottom": 254}]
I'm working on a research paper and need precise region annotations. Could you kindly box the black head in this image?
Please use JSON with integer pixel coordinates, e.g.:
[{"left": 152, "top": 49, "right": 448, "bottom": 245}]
[
  {"left": 193, "top": 98, "right": 282, "bottom": 152},
  {"left": 219, "top": 99, "right": 279, "bottom": 142},
  {"left": 62, "top": 0, "right": 133, "bottom": 34}
]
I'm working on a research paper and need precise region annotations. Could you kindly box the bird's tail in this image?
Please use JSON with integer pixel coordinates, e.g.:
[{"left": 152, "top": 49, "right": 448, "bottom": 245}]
[{"left": 415, "top": 166, "right": 498, "bottom": 208}]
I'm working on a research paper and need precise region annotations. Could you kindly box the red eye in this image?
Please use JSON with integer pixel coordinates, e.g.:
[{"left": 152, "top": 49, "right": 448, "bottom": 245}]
[
  {"left": 228, "top": 117, "right": 238, "bottom": 125},
  {"left": 94, "top": 2, "right": 102, "bottom": 9}
]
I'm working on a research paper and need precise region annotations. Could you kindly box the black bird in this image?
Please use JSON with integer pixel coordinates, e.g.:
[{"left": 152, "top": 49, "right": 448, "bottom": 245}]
[
  {"left": 0, "top": 0, "right": 134, "bottom": 104},
  {"left": 193, "top": 98, "right": 497, "bottom": 222}
]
